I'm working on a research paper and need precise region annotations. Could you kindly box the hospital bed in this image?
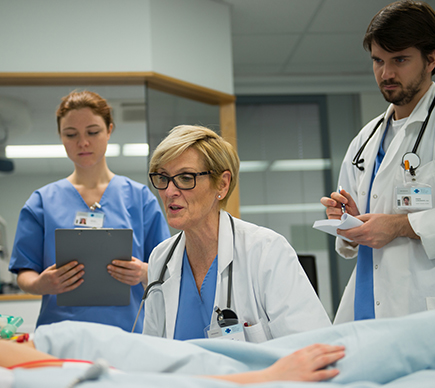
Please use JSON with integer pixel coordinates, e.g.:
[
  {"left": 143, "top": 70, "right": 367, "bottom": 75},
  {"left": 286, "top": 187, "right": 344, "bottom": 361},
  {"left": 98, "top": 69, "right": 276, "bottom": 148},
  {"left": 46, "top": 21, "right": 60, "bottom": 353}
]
[{"left": 4, "top": 310, "right": 435, "bottom": 387}]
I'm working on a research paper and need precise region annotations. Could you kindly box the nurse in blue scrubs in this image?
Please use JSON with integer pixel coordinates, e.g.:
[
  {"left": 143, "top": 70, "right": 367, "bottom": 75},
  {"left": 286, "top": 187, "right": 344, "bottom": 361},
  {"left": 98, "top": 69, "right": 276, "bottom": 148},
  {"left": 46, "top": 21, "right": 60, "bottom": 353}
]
[{"left": 8, "top": 90, "right": 170, "bottom": 332}]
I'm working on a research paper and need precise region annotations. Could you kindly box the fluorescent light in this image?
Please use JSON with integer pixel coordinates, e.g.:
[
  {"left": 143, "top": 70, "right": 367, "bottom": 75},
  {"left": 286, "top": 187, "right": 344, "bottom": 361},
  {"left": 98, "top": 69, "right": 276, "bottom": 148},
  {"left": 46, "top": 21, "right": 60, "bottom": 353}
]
[
  {"left": 6, "top": 145, "right": 67, "bottom": 158},
  {"left": 105, "top": 144, "right": 120, "bottom": 157},
  {"left": 270, "top": 159, "right": 331, "bottom": 171},
  {"left": 240, "top": 203, "right": 325, "bottom": 214},
  {"left": 122, "top": 143, "right": 149, "bottom": 157},
  {"left": 238, "top": 159, "right": 331, "bottom": 173},
  {"left": 240, "top": 160, "right": 269, "bottom": 172},
  {"left": 6, "top": 144, "right": 121, "bottom": 158}
]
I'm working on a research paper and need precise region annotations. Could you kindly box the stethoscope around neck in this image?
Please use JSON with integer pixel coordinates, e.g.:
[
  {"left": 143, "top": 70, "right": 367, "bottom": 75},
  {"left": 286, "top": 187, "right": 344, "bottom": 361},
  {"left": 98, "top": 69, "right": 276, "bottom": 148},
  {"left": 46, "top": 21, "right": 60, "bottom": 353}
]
[
  {"left": 131, "top": 213, "right": 236, "bottom": 333},
  {"left": 352, "top": 95, "right": 435, "bottom": 175}
]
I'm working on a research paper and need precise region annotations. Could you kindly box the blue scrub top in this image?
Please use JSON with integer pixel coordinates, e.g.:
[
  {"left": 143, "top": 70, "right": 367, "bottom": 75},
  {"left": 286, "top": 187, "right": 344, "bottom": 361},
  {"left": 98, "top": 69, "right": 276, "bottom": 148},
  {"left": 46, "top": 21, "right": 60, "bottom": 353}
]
[
  {"left": 9, "top": 175, "right": 170, "bottom": 332},
  {"left": 173, "top": 250, "right": 217, "bottom": 340}
]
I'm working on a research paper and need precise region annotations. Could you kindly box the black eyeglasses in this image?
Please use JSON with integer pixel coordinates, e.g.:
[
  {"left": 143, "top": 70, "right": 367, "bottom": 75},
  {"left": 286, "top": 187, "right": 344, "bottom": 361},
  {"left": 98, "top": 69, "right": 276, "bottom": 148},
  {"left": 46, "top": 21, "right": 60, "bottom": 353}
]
[{"left": 149, "top": 171, "right": 213, "bottom": 190}]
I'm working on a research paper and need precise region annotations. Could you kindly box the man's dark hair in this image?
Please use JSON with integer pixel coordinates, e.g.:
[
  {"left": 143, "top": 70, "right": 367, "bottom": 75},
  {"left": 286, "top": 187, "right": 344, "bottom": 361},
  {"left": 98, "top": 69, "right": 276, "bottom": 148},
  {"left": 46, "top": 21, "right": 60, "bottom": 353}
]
[{"left": 363, "top": 1, "right": 435, "bottom": 75}]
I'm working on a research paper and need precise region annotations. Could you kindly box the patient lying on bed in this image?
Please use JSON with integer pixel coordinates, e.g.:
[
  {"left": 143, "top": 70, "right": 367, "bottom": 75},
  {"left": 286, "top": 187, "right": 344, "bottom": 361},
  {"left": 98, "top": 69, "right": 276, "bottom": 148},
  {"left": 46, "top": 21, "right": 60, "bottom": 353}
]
[
  {"left": 1, "top": 335, "right": 342, "bottom": 384},
  {"left": 2, "top": 310, "right": 435, "bottom": 387}
]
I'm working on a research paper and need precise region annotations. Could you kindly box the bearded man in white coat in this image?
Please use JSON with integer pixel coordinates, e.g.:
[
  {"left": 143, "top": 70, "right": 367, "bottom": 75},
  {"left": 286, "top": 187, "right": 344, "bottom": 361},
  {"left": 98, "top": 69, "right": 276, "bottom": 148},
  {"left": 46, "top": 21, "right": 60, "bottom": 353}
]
[{"left": 321, "top": 0, "right": 435, "bottom": 323}]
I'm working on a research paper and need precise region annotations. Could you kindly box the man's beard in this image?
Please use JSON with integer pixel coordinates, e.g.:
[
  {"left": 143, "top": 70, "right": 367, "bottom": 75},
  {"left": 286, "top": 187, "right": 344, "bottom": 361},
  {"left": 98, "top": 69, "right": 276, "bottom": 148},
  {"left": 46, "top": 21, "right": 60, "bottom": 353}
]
[{"left": 380, "top": 67, "right": 427, "bottom": 106}]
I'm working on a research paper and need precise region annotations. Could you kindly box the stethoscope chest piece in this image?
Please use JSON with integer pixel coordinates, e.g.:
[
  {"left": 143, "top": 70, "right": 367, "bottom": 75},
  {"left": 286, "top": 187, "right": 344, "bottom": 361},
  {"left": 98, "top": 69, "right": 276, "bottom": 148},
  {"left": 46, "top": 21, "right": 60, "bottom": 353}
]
[
  {"left": 402, "top": 152, "right": 421, "bottom": 171},
  {"left": 214, "top": 306, "right": 239, "bottom": 328}
]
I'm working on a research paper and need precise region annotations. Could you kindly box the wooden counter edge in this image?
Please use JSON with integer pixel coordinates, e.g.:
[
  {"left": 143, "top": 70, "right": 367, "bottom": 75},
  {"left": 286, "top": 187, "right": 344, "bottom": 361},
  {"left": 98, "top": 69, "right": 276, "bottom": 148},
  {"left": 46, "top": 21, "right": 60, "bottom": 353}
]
[{"left": 0, "top": 294, "right": 41, "bottom": 301}]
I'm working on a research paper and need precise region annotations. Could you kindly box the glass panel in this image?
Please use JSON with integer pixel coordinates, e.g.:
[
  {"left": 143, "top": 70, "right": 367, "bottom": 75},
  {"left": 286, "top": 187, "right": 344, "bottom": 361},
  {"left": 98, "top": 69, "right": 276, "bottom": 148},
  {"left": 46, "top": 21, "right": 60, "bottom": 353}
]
[
  {"left": 236, "top": 99, "right": 333, "bottom": 317},
  {"left": 146, "top": 88, "right": 220, "bottom": 235},
  {"left": 147, "top": 87, "right": 220, "bottom": 155}
]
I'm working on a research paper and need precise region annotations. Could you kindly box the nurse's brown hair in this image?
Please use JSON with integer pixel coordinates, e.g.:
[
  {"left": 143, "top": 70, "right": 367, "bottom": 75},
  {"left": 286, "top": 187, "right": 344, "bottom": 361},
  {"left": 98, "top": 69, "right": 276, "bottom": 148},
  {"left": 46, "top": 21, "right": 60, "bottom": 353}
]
[{"left": 56, "top": 90, "right": 114, "bottom": 133}]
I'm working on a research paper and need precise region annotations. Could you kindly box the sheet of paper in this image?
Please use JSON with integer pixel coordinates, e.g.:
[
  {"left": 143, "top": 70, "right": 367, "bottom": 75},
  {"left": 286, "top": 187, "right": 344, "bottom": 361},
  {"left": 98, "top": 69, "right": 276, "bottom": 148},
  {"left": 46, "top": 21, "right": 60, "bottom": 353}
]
[{"left": 312, "top": 213, "right": 363, "bottom": 242}]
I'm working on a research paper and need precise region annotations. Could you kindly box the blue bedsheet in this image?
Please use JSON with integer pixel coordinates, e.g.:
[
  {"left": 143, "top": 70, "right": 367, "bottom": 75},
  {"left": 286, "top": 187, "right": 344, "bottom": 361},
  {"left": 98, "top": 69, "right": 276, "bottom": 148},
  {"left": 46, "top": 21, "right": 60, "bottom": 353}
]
[{"left": 9, "top": 310, "right": 435, "bottom": 387}]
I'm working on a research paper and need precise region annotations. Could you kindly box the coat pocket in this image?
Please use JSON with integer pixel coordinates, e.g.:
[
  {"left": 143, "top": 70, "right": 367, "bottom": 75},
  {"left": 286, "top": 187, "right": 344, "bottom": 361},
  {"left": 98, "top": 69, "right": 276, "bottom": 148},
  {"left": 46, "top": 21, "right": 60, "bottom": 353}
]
[{"left": 243, "top": 321, "right": 269, "bottom": 343}]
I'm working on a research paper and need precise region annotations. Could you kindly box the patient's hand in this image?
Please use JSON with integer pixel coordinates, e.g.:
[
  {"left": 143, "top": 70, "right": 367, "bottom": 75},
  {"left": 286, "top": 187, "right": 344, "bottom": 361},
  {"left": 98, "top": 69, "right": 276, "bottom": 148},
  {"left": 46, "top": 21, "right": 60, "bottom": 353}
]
[
  {"left": 262, "top": 343, "right": 345, "bottom": 382},
  {"left": 208, "top": 343, "right": 345, "bottom": 384}
]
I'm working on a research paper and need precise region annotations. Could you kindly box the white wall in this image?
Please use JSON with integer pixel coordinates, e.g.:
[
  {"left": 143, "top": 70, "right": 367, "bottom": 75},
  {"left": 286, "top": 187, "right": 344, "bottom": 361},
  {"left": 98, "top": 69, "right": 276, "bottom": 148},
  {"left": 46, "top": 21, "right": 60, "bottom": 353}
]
[
  {"left": 150, "top": 0, "right": 233, "bottom": 94},
  {"left": 0, "top": 0, "right": 153, "bottom": 73},
  {"left": 0, "top": 0, "right": 233, "bottom": 94}
]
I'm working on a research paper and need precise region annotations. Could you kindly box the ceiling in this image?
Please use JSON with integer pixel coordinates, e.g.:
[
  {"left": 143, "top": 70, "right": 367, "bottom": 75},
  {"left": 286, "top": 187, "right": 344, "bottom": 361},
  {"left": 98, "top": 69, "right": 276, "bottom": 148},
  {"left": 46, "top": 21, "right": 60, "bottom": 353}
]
[
  {"left": 2, "top": 0, "right": 435, "bottom": 176},
  {"left": 221, "top": 0, "right": 435, "bottom": 94}
]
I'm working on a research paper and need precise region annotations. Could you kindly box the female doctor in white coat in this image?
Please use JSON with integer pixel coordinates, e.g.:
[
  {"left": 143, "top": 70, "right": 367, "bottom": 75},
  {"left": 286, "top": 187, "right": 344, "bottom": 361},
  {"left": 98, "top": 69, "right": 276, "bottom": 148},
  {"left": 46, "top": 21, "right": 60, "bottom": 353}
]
[{"left": 143, "top": 125, "right": 331, "bottom": 342}]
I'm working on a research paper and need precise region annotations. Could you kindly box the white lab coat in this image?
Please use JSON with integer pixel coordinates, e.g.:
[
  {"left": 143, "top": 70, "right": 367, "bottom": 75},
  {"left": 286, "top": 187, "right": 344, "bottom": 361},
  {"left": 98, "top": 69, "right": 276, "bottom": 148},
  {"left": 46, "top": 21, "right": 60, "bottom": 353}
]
[
  {"left": 144, "top": 210, "right": 331, "bottom": 341},
  {"left": 334, "top": 83, "right": 435, "bottom": 324}
]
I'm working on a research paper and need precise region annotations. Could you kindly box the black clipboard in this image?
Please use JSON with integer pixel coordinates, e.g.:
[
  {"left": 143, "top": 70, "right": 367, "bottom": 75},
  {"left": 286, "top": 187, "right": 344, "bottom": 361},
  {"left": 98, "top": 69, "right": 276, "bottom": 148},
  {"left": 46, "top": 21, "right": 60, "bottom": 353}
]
[{"left": 55, "top": 228, "right": 133, "bottom": 306}]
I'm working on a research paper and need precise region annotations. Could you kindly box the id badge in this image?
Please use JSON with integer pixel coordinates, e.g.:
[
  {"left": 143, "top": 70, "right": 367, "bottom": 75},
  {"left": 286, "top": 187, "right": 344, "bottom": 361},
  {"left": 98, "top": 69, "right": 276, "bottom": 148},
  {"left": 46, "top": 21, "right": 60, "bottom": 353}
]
[
  {"left": 74, "top": 211, "right": 105, "bottom": 228},
  {"left": 395, "top": 186, "right": 432, "bottom": 211},
  {"left": 206, "top": 323, "right": 246, "bottom": 341}
]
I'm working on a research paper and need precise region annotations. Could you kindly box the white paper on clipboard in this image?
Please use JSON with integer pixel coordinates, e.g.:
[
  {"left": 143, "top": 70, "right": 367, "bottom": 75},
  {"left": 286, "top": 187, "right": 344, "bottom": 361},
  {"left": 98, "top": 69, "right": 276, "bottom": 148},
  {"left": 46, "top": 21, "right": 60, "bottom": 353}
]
[{"left": 312, "top": 213, "right": 363, "bottom": 242}]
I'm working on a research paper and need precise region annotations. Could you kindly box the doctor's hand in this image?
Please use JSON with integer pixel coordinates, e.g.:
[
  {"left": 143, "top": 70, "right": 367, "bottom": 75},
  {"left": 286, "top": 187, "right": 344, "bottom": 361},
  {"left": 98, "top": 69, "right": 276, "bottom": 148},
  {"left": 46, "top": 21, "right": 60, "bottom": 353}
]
[
  {"left": 17, "top": 262, "right": 84, "bottom": 296},
  {"left": 320, "top": 189, "right": 359, "bottom": 219},
  {"left": 107, "top": 257, "right": 148, "bottom": 287},
  {"left": 337, "top": 213, "right": 420, "bottom": 249}
]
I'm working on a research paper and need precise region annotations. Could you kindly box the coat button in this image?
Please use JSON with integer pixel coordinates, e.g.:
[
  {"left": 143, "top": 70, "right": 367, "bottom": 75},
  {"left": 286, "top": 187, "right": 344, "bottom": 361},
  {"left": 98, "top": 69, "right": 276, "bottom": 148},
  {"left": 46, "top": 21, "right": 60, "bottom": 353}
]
[
  {"left": 376, "top": 301, "right": 380, "bottom": 306},
  {"left": 373, "top": 194, "right": 378, "bottom": 199}
]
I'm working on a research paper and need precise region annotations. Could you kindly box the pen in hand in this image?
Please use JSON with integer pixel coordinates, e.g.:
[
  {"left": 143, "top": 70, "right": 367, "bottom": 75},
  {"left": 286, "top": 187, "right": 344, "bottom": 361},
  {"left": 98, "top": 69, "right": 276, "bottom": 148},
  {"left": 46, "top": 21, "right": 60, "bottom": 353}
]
[{"left": 339, "top": 186, "right": 346, "bottom": 214}]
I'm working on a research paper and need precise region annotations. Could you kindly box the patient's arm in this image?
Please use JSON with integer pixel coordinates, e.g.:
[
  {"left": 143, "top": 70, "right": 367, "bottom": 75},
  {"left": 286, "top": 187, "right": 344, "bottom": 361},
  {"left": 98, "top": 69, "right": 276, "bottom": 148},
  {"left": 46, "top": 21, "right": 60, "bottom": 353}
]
[
  {"left": 0, "top": 340, "right": 57, "bottom": 368},
  {"left": 2, "top": 340, "right": 344, "bottom": 384},
  {"left": 208, "top": 344, "right": 345, "bottom": 384}
]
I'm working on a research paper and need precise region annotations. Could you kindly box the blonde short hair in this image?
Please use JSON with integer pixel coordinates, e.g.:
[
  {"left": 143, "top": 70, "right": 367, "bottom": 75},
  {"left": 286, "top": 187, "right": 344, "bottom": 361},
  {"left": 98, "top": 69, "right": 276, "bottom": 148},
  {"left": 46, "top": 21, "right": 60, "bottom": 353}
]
[{"left": 149, "top": 125, "right": 239, "bottom": 209}]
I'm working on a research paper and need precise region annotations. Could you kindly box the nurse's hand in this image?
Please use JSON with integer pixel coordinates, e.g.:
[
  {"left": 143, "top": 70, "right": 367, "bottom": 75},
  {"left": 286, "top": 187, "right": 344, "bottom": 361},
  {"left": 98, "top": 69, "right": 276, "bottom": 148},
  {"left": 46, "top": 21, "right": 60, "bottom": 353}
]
[
  {"left": 17, "top": 262, "right": 84, "bottom": 295},
  {"left": 320, "top": 189, "right": 359, "bottom": 219},
  {"left": 337, "top": 213, "right": 420, "bottom": 249},
  {"left": 107, "top": 257, "right": 148, "bottom": 287}
]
